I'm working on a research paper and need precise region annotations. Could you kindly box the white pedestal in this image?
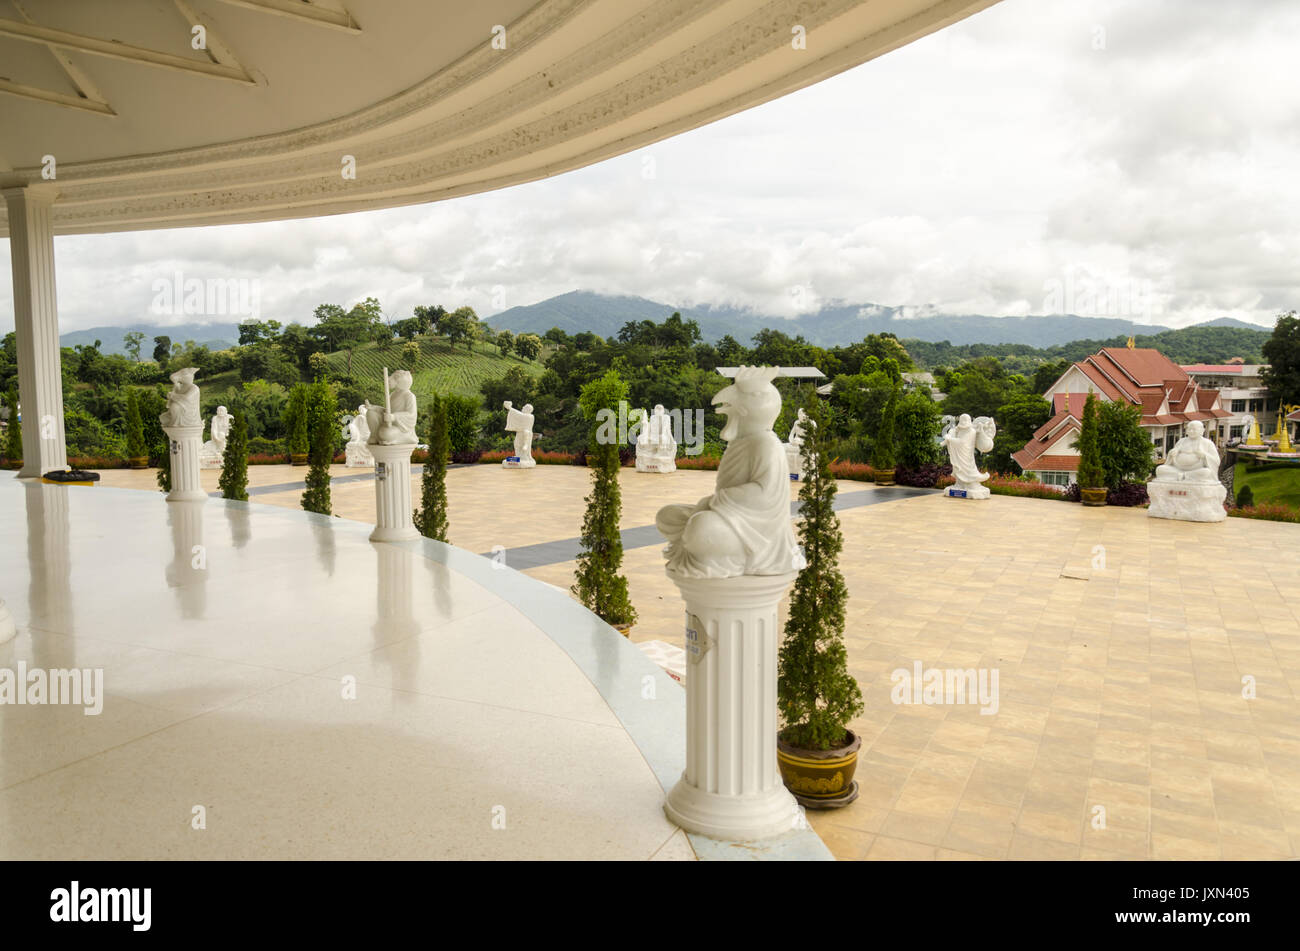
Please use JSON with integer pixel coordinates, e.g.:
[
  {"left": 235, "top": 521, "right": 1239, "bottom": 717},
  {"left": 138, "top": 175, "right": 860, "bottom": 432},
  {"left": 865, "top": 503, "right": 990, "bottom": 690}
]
[
  {"left": 345, "top": 442, "right": 374, "bottom": 468},
  {"left": 502, "top": 455, "right": 536, "bottom": 469},
  {"left": 636, "top": 445, "right": 676, "bottom": 473},
  {"left": 946, "top": 482, "right": 990, "bottom": 500},
  {"left": 663, "top": 570, "right": 800, "bottom": 841},
  {"left": 1147, "top": 480, "right": 1227, "bottom": 522},
  {"left": 370, "top": 442, "right": 419, "bottom": 542},
  {"left": 164, "top": 424, "right": 206, "bottom": 502}
]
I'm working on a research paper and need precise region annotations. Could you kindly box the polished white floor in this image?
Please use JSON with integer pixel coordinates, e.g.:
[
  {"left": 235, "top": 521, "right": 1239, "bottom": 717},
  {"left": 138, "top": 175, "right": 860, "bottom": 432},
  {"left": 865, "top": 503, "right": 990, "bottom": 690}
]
[{"left": 0, "top": 479, "right": 693, "bottom": 860}]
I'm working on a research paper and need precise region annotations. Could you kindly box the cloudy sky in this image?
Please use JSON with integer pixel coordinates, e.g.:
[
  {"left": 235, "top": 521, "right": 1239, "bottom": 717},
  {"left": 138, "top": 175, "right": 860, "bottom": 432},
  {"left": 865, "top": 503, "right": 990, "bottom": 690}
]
[{"left": 2, "top": 0, "right": 1297, "bottom": 336}]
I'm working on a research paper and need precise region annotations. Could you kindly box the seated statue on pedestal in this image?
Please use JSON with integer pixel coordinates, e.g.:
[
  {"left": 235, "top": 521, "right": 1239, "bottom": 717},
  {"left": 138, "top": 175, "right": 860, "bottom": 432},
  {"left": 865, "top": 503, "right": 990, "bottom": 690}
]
[
  {"left": 1147, "top": 421, "right": 1227, "bottom": 522},
  {"left": 656, "top": 366, "right": 801, "bottom": 579},
  {"left": 364, "top": 369, "right": 418, "bottom": 446},
  {"left": 159, "top": 367, "right": 201, "bottom": 429},
  {"left": 344, "top": 405, "right": 374, "bottom": 467},
  {"left": 199, "top": 406, "right": 231, "bottom": 469},
  {"left": 636, "top": 404, "right": 677, "bottom": 472}
]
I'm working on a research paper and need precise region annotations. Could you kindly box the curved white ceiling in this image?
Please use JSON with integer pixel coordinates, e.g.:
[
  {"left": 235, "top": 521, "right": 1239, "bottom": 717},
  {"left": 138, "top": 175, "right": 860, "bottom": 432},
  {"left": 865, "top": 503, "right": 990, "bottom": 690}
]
[{"left": 0, "top": 0, "right": 999, "bottom": 236}]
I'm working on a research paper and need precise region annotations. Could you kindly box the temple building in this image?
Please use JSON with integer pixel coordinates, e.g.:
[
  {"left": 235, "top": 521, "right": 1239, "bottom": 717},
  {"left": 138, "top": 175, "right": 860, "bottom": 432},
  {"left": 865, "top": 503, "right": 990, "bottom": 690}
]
[
  {"left": 1182, "top": 364, "right": 1278, "bottom": 441},
  {"left": 1013, "top": 346, "right": 1231, "bottom": 487}
]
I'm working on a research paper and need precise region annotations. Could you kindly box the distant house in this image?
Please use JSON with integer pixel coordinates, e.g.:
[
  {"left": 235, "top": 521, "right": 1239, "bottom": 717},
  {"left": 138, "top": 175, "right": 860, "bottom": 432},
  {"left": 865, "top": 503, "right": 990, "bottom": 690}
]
[
  {"left": 1181, "top": 364, "right": 1277, "bottom": 440},
  {"left": 902, "top": 371, "right": 944, "bottom": 401},
  {"left": 1013, "top": 347, "right": 1231, "bottom": 488}
]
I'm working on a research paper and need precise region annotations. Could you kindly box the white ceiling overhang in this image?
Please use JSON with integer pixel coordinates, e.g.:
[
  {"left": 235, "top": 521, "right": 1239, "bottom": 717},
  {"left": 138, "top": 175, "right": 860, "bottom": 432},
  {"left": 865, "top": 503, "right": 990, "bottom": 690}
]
[{"left": 0, "top": 0, "right": 1000, "bottom": 236}]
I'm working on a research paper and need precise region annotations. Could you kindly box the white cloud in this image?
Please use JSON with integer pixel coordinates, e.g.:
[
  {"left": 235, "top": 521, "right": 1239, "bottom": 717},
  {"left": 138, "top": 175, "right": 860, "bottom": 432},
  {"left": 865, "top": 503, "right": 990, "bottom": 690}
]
[{"left": 1, "top": 0, "right": 1295, "bottom": 336}]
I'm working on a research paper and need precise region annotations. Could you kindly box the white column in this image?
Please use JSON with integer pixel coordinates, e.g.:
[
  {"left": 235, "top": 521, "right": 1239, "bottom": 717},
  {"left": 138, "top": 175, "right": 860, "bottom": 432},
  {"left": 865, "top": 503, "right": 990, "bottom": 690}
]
[
  {"left": 370, "top": 442, "right": 419, "bottom": 542},
  {"left": 664, "top": 570, "right": 800, "bottom": 840},
  {"left": 164, "top": 424, "right": 206, "bottom": 501},
  {"left": 4, "top": 185, "right": 66, "bottom": 478}
]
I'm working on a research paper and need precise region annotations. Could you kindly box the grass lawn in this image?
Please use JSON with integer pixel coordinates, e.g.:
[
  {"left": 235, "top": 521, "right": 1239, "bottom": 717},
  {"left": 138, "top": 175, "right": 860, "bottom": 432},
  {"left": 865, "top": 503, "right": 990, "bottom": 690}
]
[{"left": 1234, "top": 460, "right": 1300, "bottom": 507}]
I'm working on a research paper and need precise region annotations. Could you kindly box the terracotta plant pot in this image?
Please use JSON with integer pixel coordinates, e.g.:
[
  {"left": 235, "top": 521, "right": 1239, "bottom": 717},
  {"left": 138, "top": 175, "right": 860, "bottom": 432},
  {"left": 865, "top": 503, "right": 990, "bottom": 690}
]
[
  {"left": 291, "top": 453, "right": 309, "bottom": 466},
  {"left": 874, "top": 468, "right": 896, "bottom": 486},
  {"left": 1081, "top": 486, "right": 1108, "bottom": 507},
  {"left": 612, "top": 623, "right": 633, "bottom": 638},
  {"left": 777, "top": 729, "right": 861, "bottom": 808},
  {"left": 128, "top": 456, "right": 149, "bottom": 469}
]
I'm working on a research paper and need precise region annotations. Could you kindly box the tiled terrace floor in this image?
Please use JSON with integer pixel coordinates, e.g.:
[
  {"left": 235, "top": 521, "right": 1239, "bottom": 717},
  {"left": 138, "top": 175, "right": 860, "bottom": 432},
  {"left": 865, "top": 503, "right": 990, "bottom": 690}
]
[{"left": 94, "top": 463, "right": 1300, "bottom": 860}]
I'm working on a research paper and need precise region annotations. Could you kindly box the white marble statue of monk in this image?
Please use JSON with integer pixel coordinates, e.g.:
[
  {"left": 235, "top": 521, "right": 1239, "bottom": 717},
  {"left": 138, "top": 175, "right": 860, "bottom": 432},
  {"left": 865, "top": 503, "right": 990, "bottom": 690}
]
[
  {"left": 656, "top": 366, "right": 799, "bottom": 578},
  {"left": 364, "top": 369, "right": 418, "bottom": 445},
  {"left": 1155, "top": 421, "right": 1220, "bottom": 483},
  {"left": 159, "top": 367, "right": 201, "bottom": 428}
]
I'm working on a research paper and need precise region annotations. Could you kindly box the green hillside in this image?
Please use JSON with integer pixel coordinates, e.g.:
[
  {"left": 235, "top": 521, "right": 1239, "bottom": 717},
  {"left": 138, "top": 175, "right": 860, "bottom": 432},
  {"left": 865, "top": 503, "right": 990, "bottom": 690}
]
[{"left": 324, "top": 337, "right": 541, "bottom": 402}]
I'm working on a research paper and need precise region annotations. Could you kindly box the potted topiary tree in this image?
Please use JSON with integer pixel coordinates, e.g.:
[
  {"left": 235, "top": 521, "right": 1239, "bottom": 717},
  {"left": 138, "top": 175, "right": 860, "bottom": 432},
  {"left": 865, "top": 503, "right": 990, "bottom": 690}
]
[
  {"left": 414, "top": 394, "right": 450, "bottom": 541},
  {"left": 777, "top": 390, "right": 865, "bottom": 807},
  {"left": 218, "top": 408, "right": 249, "bottom": 501},
  {"left": 571, "top": 369, "right": 637, "bottom": 635},
  {"left": 301, "top": 381, "right": 334, "bottom": 515},
  {"left": 125, "top": 388, "right": 149, "bottom": 468},
  {"left": 871, "top": 386, "right": 898, "bottom": 486},
  {"left": 285, "top": 384, "right": 310, "bottom": 465},
  {"left": 1075, "top": 392, "right": 1107, "bottom": 506}
]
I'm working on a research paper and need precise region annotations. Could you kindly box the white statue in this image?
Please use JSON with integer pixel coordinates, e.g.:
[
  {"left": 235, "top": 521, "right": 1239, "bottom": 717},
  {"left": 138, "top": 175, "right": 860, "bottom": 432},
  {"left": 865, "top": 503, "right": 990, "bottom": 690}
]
[
  {"left": 655, "top": 366, "right": 801, "bottom": 579},
  {"left": 344, "top": 404, "right": 373, "bottom": 467},
  {"left": 635, "top": 404, "right": 677, "bottom": 473},
  {"left": 784, "top": 407, "right": 814, "bottom": 480},
  {"left": 1148, "top": 420, "right": 1226, "bottom": 522},
  {"left": 198, "top": 405, "right": 231, "bottom": 469},
  {"left": 159, "top": 367, "right": 201, "bottom": 428},
  {"left": 942, "top": 413, "right": 996, "bottom": 499},
  {"left": 503, "top": 400, "right": 536, "bottom": 468},
  {"left": 1155, "top": 421, "right": 1220, "bottom": 483},
  {"left": 364, "top": 368, "right": 417, "bottom": 446}
]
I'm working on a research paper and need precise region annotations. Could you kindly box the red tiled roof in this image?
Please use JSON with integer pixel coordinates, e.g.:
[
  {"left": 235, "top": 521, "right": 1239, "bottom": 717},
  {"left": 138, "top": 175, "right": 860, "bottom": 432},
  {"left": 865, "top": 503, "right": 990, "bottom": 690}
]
[
  {"left": 1098, "top": 347, "right": 1190, "bottom": 388},
  {"left": 1182, "top": 364, "right": 1243, "bottom": 373},
  {"left": 1023, "top": 455, "right": 1079, "bottom": 471},
  {"left": 1289, "top": 409, "right": 1300, "bottom": 422},
  {"left": 1015, "top": 409, "right": 1082, "bottom": 471}
]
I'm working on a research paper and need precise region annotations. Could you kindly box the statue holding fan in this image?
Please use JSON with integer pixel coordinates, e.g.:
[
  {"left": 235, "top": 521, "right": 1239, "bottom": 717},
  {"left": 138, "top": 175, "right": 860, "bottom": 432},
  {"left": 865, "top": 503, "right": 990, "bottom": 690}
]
[{"left": 364, "top": 368, "right": 418, "bottom": 446}]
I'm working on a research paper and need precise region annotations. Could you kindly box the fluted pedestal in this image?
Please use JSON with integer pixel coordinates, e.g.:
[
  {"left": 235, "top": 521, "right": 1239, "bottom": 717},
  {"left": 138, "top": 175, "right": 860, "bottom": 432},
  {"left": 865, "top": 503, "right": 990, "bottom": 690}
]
[
  {"left": 5, "top": 186, "right": 68, "bottom": 478},
  {"left": 664, "top": 570, "right": 800, "bottom": 840},
  {"left": 164, "top": 424, "right": 205, "bottom": 502},
  {"left": 370, "top": 442, "right": 419, "bottom": 542}
]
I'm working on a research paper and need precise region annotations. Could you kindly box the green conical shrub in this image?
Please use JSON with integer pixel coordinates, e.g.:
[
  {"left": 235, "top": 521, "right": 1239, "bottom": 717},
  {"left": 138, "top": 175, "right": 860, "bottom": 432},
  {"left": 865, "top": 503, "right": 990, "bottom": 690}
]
[
  {"left": 125, "top": 389, "right": 147, "bottom": 460},
  {"left": 414, "top": 394, "right": 450, "bottom": 541},
  {"left": 1075, "top": 392, "right": 1105, "bottom": 490},
  {"left": 301, "top": 381, "right": 335, "bottom": 515},
  {"left": 778, "top": 389, "right": 864, "bottom": 751},
  {"left": 571, "top": 369, "right": 636, "bottom": 627},
  {"left": 219, "top": 409, "right": 249, "bottom": 501}
]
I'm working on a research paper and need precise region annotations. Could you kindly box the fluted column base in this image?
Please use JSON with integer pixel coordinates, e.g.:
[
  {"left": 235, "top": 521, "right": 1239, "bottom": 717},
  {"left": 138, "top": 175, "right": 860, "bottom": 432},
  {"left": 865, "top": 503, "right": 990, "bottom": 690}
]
[
  {"left": 370, "top": 442, "right": 419, "bottom": 542},
  {"left": 663, "top": 570, "right": 799, "bottom": 840},
  {"left": 164, "top": 425, "right": 205, "bottom": 502}
]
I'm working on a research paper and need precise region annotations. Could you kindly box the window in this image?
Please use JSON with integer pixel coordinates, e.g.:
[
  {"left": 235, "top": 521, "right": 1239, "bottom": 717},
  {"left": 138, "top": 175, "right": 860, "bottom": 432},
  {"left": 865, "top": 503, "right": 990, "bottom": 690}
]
[
  {"left": 1041, "top": 471, "right": 1072, "bottom": 487},
  {"left": 1231, "top": 399, "right": 1246, "bottom": 412},
  {"left": 1231, "top": 426, "right": 1243, "bottom": 438}
]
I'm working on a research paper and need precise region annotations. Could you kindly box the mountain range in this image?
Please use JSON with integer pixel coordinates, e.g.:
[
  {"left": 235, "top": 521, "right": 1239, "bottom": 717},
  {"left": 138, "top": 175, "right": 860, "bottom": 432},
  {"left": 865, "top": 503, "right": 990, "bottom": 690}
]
[
  {"left": 486, "top": 291, "right": 1266, "bottom": 348},
  {"left": 51, "top": 292, "right": 1269, "bottom": 355}
]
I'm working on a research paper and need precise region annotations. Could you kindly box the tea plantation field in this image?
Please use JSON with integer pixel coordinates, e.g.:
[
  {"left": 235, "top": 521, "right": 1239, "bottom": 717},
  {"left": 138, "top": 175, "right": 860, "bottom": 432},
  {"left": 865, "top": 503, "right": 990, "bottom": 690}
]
[{"left": 326, "top": 337, "right": 541, "bottom": 400}]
